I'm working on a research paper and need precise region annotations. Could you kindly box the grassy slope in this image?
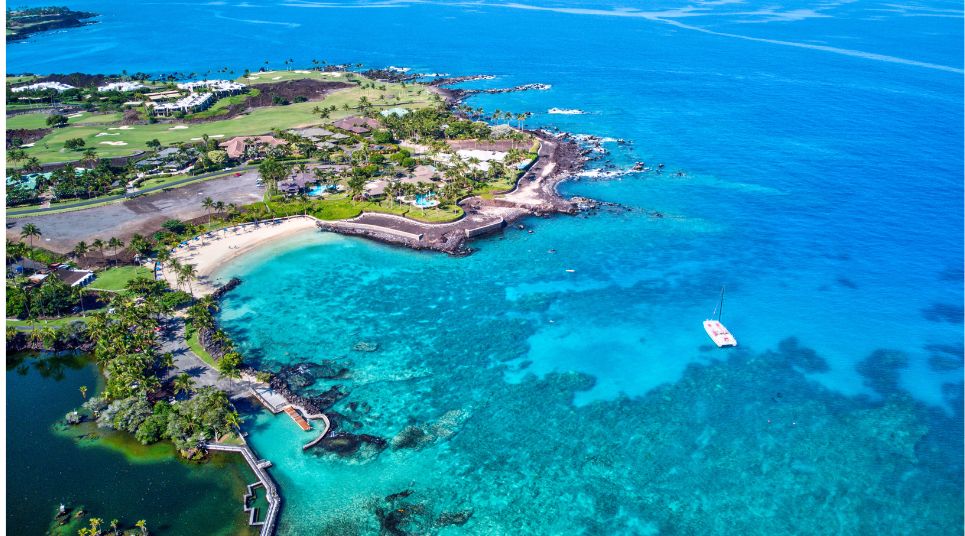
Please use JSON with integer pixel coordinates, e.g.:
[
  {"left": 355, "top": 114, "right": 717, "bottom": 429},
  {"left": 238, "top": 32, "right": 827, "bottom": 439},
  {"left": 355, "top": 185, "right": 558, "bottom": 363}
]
[
  {"left": 185, "top": 324, "right": 218, "bottom": 368},
  {"left": 266, "top": 193, "right": 465, "bottom": 223},
  {"left": 238, "top": 70, "right": 358, "bottom": 85},
  {"left": 7, "top": 313, "right": 99, "bottom": 328},
  {"left": 6, "top": 75, "right": 38, "bottom": 85},
  {"left": 88, "top": 265, "right": 152, "bottom": 292},
  {"left": 11, "top": 75, "right": 435, "bottom": 164},
  {"left": 7, "top": 111, "right": 123, "bottom": 130}
]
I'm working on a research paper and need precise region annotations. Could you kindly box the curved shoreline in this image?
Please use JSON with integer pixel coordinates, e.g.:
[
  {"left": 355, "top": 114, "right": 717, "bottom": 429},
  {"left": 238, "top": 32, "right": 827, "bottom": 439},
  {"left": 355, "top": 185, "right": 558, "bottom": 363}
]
[{"left": 163, "top": 131, "right": 590, "bottom": 295}]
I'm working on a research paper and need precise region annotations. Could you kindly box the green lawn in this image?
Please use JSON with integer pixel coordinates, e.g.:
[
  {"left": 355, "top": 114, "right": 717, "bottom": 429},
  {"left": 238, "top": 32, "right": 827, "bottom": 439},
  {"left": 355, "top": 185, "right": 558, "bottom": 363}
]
[
  {"left": 89, "top": 265, "right": 152, "bottom": 292},
  {"left": 11, "top": 76, "right": 436, "bottom": 165},
  {"left": 238, "top": 70, "right": 363, "bottom": 85},
  {"left": 7, "top": 313, "right": 98, "bottom": 328},
  {"left": 7, "top": 74, "right": 38, "bottom": 85},
  {"left": 185, "top": 325, "right": 217, "bottom": 368},
  {"left": 6, "top": 111, "right": 123, "bottom": 130},
  {"left": 265, "top": 193, "right": 464, "bottom": 223}
]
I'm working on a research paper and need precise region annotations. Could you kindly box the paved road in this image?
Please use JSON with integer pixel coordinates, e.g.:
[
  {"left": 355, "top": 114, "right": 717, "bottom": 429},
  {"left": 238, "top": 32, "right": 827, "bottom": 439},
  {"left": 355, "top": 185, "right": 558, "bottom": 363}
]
[
  {"left": 8, "top": 165, "right": 259, "bottom": 217},
  {"left": 159, "top": 317, "right": 249, "bottom": 399}
]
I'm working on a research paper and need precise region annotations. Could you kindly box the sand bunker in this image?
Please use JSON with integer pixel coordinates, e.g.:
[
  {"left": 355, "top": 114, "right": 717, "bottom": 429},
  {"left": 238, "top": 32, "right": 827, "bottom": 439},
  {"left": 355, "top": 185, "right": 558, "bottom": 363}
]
[
  {"left": 95, "top": 132, "right": 120, "bottom": 137},
  {"left": 169, "top": 125, "right": 189, "bottom": 130},
  {"left": 108, "top": 126, "right": 135, "bottom": 131},
  {"left": 67, "top": 112, "right": 84, "bottom": 118},
  {"left": 99, "top": 141, "right": 129, "bottom": 146},
  {"left": 210, "top": 134, "right": 225, "bottom": 138},
  {"left": 272, "top": 76, "right": 282, "bottom": 80}
]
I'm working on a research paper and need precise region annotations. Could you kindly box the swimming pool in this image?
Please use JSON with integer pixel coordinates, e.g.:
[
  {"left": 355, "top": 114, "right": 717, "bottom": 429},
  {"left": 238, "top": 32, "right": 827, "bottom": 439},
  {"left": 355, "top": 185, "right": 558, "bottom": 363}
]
[
  {"left": 307, "top": 184, "right": 338, "bottom": 197},
  {"left": 414, "top": 193, "right": 439, "bottom": 208}
]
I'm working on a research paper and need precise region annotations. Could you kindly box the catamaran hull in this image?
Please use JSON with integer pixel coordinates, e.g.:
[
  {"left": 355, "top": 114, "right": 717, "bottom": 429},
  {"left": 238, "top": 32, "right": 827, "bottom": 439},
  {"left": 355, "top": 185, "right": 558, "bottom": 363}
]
[{"left": 703, "top": 320, "right": 737, "bottom": 347}]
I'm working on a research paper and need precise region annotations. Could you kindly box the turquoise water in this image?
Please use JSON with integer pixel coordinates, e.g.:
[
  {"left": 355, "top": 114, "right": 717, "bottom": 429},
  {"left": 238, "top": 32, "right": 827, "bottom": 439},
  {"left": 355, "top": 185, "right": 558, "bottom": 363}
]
[
  {"left": 7, "top": 0, "right": 963, "bottom": 533},
  {"left": 5, "top": 353, "right": 256, "bottom": 535},
  {"left": 414, "top": 193, "right": 438, "bottom": 208},
  {"left": 306, "top": 184, "right": 334, "bottom": 197}
]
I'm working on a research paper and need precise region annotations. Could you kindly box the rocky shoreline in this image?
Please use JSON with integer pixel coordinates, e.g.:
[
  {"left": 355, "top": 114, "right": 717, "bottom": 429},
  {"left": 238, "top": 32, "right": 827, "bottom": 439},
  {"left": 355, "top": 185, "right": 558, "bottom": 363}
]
[
  {"left": 315, "top": 129, "right": 591, "bottom": 256},
  {"left": 7, "top": 7, "right": 98, "bottom": 42}
]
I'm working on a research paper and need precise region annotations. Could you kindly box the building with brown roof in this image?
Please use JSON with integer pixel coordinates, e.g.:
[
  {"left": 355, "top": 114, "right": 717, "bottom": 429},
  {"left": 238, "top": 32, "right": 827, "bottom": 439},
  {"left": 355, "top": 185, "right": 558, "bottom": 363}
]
[
  {"left": 332, "top": 116, "right": 381, "bottom": 135},
  {"left": 218, "top": 135, "right": 287, "bottom": 159}
]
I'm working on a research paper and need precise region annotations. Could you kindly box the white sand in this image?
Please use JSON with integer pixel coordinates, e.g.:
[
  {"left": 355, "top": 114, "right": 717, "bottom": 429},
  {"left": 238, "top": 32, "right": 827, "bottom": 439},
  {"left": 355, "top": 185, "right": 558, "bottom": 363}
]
[
  {"left": 67, "top": 112, "right": 84, "bottom": 118},
  {"left": 294, "top": 70, "right": 311, "bottom": 73},
  {"left": 163, "top": 217, "right": 319, "bottom": 295},
  {"left": 108, "top": 126, "right": 135, "bottom": 130},
  {"left": 99, "top": 141, "right": 129, "bottom": 146},
  {"left": 210, "top": 134, "right": 225, "bottom": 138},
  {"left": 272, "top": 76, "right": 282, "bottom": 80},
  {"left": 95, "top": 132, "right": 120, "bottom": 137}
]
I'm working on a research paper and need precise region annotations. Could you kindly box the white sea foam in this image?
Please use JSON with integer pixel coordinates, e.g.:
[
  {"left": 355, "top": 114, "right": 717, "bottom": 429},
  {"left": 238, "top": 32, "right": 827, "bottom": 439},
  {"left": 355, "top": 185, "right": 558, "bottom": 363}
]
[
  {"left": 578, "top": 168, "right": 643, "bottom": 179},
  {"left": 548, "top": 108, "right": 586, "bottom": 115},
  {"left": 487, "top": 2, "right": 964, "bottom": 74}
]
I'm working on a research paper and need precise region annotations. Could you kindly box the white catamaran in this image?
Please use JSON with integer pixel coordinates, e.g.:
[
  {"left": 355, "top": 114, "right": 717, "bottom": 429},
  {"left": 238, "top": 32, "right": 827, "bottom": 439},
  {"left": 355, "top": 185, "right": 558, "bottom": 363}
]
[{"left": 704, "top": 287, "right": 737, "bottom": 347}]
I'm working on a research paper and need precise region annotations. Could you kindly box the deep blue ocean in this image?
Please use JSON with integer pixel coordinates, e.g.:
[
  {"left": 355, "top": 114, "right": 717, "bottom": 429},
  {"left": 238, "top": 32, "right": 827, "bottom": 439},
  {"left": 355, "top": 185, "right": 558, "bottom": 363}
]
[{"left": 8, "top": 0, "right": 963, "bottom": 533}]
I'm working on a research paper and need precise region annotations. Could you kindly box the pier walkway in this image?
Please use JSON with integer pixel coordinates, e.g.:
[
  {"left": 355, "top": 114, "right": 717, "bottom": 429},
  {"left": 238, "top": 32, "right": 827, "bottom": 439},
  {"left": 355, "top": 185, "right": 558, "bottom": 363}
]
[
  {"left": 207, "top": 442, "right": 281, "bottom": 536},
  {"left": 302, "top": 414, "right": 333, "bottom": 450},
  {"left": 283, "top": 406, "right": 312, "bottom": 431}
]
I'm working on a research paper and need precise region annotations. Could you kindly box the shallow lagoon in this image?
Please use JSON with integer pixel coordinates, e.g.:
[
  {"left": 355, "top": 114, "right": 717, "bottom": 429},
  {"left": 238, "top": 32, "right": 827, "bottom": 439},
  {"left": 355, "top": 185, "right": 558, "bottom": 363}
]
[{"left": 6, "top": 353, "right": 256, "bottom": 536}]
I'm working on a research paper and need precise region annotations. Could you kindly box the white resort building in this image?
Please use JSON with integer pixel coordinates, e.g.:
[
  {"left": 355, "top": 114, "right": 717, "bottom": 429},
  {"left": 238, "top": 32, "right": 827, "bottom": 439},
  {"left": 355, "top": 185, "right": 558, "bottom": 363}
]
[
  {"left": 97, "top": 81, "right": 147, "bottom": 92},
  {"left": 151, "top": 79, "right": 247, "bottom": 116},
  {"left": 175, "top": 79, "right": 247, "bottom": 93},
  {"left": 11, "top": 81, "right": 76, "bottom": 93}
]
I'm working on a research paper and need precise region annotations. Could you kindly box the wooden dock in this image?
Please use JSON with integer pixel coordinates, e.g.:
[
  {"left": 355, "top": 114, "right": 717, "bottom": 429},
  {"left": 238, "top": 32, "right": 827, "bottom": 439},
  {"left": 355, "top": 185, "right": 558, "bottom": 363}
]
[{"left": 283, "top": 406, "right": 311, "bottom": 431}]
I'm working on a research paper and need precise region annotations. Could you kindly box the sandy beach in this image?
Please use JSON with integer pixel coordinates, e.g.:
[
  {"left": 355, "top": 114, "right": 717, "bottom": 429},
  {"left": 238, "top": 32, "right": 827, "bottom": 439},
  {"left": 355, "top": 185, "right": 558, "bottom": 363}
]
[{"left": 163, "top": 216, "right": 319, "bottom": 295}]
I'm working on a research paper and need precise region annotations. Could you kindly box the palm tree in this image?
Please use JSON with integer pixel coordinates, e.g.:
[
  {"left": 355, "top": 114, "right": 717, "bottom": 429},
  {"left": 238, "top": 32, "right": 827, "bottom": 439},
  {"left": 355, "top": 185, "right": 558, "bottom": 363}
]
[
  {"left": 225, "top": 410, "right": 241, "bottom": 430},
  {"left": 177, "top": 263, "right": 198, "bottom": 297},
  {"left": 213, "top": 201, "right": 225, "bottom": 221},
  {"left": 135, "top": 519, "right": 148, "bottom": 535},
  {"left": 79, "top": 385, "right": 88, "bottom": 399},
  {"left": 129, "top": 234, "right": 150, "bottom": 261},
  {"left": 73, "top": 241, "right": 89, "bottom": 259},
  {"left": 173, "top": 372, "right": 195, "bottom": 395},
  {"left": 82, "top": 148, "right": 99, "bottom": 170},
  {"left": 20, "top": 223, "right": 41, "bottom": 249},
  {"left": 91, "top": 238, "right": 105, "bottom": 258},
  {"left": 23, "top": 156, "right": 42, "bottom": 172},
  {"left": 201, "top": 196, "right": 214, "bottom": 224},
  {"left": 108, "top": 237, "right": 124, "bottom": 259},
  {"left": 110, "top": 519, "right": 119, "bottom": 535}
]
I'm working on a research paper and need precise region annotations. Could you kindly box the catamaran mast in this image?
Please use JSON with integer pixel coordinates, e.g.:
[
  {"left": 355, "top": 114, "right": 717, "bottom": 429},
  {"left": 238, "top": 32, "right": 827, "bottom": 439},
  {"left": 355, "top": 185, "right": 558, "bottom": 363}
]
[{"left": 718, "top": 286, "right": 724, "bottom": 322}]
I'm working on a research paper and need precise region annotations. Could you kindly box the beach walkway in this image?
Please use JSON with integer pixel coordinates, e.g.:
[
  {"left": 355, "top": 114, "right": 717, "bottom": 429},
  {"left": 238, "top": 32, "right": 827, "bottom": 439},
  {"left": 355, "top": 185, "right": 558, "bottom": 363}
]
[
  {"left": 207, "top": 442, "right": 281, "bottom": 536},
  {"left": 283, "top": 406, "right": 312, "bottom": 431}
]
